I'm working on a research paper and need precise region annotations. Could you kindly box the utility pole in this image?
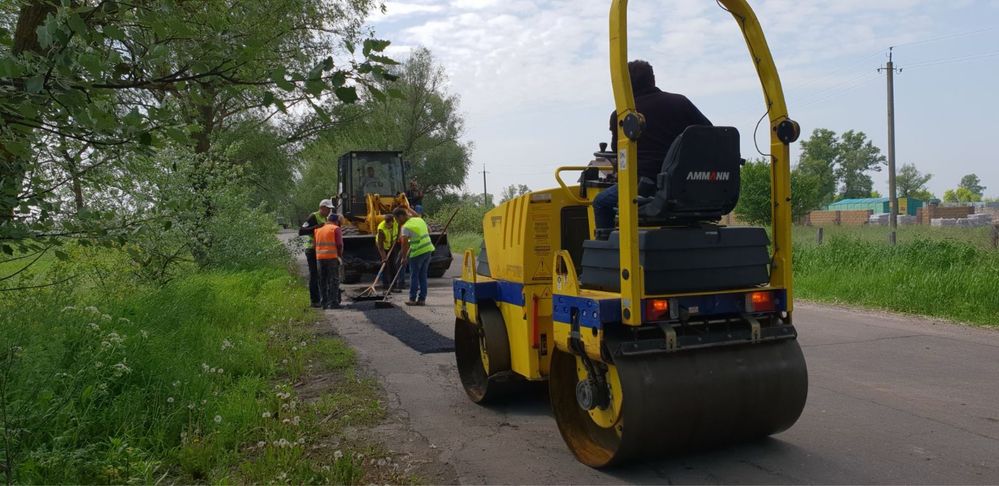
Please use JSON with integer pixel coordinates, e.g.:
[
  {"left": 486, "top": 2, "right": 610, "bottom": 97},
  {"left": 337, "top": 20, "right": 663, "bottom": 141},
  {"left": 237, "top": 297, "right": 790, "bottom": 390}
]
[
  {"left": 879, "top": 47, "right": 901, "bottom": 245},
  {"left": 480, "top": 163, "right": 489, "bottom": 206}
]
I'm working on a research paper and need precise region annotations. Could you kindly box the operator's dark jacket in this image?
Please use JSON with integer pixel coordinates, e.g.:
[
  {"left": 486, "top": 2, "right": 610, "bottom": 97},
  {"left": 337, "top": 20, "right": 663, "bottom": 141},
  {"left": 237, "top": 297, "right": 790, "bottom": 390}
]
[{"left": 610, "top": 87, "right": 712, "bottom": 181}]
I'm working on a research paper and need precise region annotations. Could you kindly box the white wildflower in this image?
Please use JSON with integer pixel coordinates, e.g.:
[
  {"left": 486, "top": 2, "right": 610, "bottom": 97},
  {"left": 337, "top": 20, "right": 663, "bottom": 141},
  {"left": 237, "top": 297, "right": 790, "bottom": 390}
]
[
  {"left": 291, "top": 416, "right": 300, "bottom": 426},
  {"left": 172, "top": 380, "right": 180, "bottom": 387},
  {"left": 97, "top": 382, "right": 108, "bottom": 391},
  {"left": 95, "top": 361, "right": 104, "bottom": 369},
  {"left": 282, "top": 418, "right": 290, "bottom": 424},
  {"left": 262, "top": 412, "right": 271, "bottom": 418},
  {"left": 221, "top": 339, "right": 233, "bottom": 351},
  {"left": 188, "top": 403, "right": 195, "bottom": 410},
  {"left": 140, "top": 330, "right": 149, "bottom": 339},
  {"left": 101, "top": 341, "right": 112, "bottom": 349},
  {"left": 85, "top": 306, "right": 99, "bottom": 314},
  {"left": 296, "top": 437, "right": 305, "bottom": 445},
  {"left": 101, "top": 314, "right": 113, "bottom": 322},
  {"left": 118, "top": 317, "right": 131, "bottom": 325},
  {"left": 333, "top": 450, "right": 343, "bottom": 460},
  {"left": 61, "top": 306, "right": 76, "bottom": 313},
  {"left": 281, "top": 359, "right": 288, "bottom": 365},
  {"left": 201, "top": 362, "right": 210, "bottom": 372},
  {"left": 214, "top": 415, "right": 222, "bottom": 424},
  {"left": 105, "top": 332, "right": 123, "bottom": 344},
  {"left": 277, "top": 438, "right": 290, "bottom": 448},
  {"left": 88, "top": 322, "right": 100, "bottom": 331},
  {"left": 257, "top": 441, "right": 266, "bottom": 448},
  {"left": 167, "top": 397, "right": 174, "bottom": 403},
  {"left": 111, "top": 362, "right": 132, "bottom": 376},
  {"left": 299, "top": 341, "right": 307, "bottom": 348},
  {"left": 209, "top": 367, "right": 217, "bottom": 374},
  {"left": 201, "top": 399, "right": 207, "bottom": 405},
  {"left": 291, "top": 346, "right": 298, "bottom": 352},
  {"left": 216, "top": 368, "right": 224, "bottom": 374}
]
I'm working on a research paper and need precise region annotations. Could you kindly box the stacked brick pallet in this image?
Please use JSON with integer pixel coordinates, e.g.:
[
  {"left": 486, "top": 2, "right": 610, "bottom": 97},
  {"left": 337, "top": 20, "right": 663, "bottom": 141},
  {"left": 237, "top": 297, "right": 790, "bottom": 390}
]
[
  {"left": 917, "top": 206, "right": 973, "bottom": 225},
  {"left": 805, "top": 210, "right": 873, "bottom": 226}
]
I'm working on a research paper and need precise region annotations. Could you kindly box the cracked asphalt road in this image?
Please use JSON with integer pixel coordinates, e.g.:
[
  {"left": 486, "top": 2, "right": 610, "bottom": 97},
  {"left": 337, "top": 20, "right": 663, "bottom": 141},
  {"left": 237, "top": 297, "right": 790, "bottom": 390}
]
[{"left": 286, "top": 233, "right": 999, "bottom": 484}]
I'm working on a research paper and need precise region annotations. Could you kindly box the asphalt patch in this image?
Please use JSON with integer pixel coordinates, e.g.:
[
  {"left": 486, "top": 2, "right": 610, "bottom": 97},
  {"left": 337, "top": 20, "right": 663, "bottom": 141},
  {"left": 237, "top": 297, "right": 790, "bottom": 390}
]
[{"left": 356, "top": 301, "right": 455, "bottom": 354}]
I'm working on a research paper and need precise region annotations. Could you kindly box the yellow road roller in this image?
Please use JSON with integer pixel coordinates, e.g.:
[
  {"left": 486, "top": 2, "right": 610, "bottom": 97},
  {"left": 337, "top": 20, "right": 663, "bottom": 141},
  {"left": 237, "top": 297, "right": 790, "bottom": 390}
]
[{"left": 453, "top": 0, "right": 807, "bottom": 468}]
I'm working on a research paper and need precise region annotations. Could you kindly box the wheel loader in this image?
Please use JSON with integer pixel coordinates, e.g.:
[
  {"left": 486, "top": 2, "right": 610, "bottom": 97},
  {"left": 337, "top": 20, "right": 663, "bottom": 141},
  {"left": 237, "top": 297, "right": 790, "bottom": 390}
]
[
  {"left": 335, "top": 151, "right": 453, "bottom": 283},
  {"left": 452, "top": 0, "right": 807, "bottom": 468}
]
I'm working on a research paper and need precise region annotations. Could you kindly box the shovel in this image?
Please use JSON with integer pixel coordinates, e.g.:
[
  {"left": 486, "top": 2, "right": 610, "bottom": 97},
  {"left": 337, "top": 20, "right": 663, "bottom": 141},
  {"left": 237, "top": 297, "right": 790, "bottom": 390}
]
[{"left": 374, "top": 263, "right": 406, "bottom": 309}]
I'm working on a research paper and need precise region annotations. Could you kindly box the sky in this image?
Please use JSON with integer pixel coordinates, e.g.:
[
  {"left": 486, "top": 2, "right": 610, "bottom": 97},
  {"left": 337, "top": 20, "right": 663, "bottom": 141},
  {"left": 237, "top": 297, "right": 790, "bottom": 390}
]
[{"left": 367, "top": 0, "right": 999, "bottom": 200}]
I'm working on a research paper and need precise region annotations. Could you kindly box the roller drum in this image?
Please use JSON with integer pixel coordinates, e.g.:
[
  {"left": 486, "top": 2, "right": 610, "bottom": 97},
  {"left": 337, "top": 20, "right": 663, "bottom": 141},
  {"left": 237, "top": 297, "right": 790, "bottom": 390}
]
[{"left": 551, "top": 338, "right": 808, "bottom": 468}]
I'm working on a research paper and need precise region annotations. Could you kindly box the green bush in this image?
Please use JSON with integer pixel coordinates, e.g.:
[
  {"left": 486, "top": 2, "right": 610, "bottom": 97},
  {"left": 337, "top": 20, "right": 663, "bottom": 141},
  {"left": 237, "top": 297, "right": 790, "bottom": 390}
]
[{"left": 428, "top": 202, "right": 490, "bottom": 235}]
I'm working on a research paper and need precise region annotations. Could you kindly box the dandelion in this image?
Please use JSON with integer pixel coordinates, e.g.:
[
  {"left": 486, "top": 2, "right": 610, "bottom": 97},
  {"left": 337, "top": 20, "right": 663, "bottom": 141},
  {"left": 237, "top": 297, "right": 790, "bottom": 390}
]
[
  {"left": 201, "top": 362, "right": 210, "bottom": 372},
  {"left": 262, "top": 412, "right": 271, "bottom": 418},
  {"left": 172, "top": 380, "right": 180, "bottom": 387},
  {"left": 299, "top": 341, "right": 307, "bottom": 348},
  {"left": 277, "top": 438, "right": 290, "bottom": 448},
  {"left": 209, "top": 367, "right": 217, "bottom": 374},
  {"left": 216, "top": 368, "right": 224, "bottom": 374},
  {"left": 282, "top": 418, "right": 290, "bottom": 424},
  {"left": 291, "top": 416, "right": 300, "bottom": 426},
  {"left": 188, "top": 403, "right": 195, "bottom": 410},
  {"left": 167, "top": 397, "right": 175, "bottom": 403},
  {"left": 140, "top": 330, "right": 149, "bottom": 339},
  {"left": 291, "top": 346, "right": 298, "bottom": 352},
  {"left": 221, "top": 339, "right": 233, "bottom": 351},
  {"left": 257, "top": 441, "right": 266, "bottom": 448},
  {"left": 95, "top": 361, "right": 104, "bottom": 369},
  {"left": 214, "top": 415, "right": 222, "bottom": 424}
]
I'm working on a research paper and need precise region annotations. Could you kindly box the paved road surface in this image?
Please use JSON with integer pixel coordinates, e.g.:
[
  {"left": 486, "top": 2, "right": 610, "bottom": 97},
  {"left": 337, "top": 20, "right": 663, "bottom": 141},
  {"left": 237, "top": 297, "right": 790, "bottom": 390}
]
[{"left": 291, "top": 241, "right": 999, "bottom": 483}]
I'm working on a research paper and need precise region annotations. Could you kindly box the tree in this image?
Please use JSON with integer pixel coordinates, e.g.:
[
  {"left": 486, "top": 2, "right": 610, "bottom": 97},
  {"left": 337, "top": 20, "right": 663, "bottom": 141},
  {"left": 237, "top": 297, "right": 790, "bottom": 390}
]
[
  {"left": 1, "top": 0, "right": 392, "bottom": 279},
  {"left": 500, "top": 184, "right": 531, "bottom": 203},
  {"left": 836, "top": 130, "right": 885, "bottom": 199},
  {"left": 735, "top": 159, "right": 822, "bottom": 225},
  {"left": 896, "top": 163, "right": 934, "bottom": 200},
  {"left": 797, "top": 129, "right": 839, "bottom": 206},
  {"left": 943, "top": 187, "right": 982, "bottom": 203},
  {"left": 959, "top": 174, "right": 986, "bottom": 198}
]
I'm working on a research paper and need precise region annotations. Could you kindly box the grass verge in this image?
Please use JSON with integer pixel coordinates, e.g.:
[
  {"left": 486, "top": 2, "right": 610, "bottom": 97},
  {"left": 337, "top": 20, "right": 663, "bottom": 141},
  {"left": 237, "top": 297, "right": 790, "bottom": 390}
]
[{"left": 0, "top": 265, "right": 390, "bottom": 483}]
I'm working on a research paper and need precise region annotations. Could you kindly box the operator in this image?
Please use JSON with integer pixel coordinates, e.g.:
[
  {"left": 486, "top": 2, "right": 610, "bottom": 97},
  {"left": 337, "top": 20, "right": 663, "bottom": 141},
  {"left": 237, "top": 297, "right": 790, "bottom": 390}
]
[
  {"left": 375, "top": 213, "right": 402, "bottom": 293},
  {"left": 592, "top": 60, "right": 711, "bottom": 236},
  {"left": 299, "top": 199, "right": 335, "bottom": 308},
  {"left": 359, "top": 166, "right": 386, "bottom": 195},
  {"left": 392, "top": 206, "right": 435, "bottom": 306},
  {"left": 313, "top": 213, "right": 344, "bottom": 309},
  {"left": 405, "top": 180, "right": 424, "bottom": 214}
]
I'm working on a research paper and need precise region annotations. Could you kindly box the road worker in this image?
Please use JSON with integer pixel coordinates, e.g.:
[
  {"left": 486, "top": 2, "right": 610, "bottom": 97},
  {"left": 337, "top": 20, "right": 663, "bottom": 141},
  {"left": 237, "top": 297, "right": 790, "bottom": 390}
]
[
  {"left": 299, "top": 199, "right": 335, "bottom": 307},
  {"left": 313, "top": 213, "right": 344, "bottom": 309},
  {"left": 375, "top": 213, "right": 402, "bottom": 293},
  {"left": 392, "top": 207, "right": 435, "bottom": 306}
]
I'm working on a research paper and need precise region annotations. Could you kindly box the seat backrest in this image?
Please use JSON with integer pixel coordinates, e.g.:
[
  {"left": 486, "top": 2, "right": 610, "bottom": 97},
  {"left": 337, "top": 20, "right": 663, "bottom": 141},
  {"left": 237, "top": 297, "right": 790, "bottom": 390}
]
[{"left": 638, "top": 126, "right": 742, "bottom": 224}]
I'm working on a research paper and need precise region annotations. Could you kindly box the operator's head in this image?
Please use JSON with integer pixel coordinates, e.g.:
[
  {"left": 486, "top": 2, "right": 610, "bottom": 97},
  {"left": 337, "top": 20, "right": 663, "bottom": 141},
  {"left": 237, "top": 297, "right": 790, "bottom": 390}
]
[
  {"left": 366, "top": 166, "right": 375, "bottom": 177},
  {"left": 392, "top": 207, "right": 410, "bottom": 225},
  {"left": 319, "top": 199, "right": 334, "bottom": 216},
  {"left": 628, "top": 59, "right": 655, "bottom": 92},
  {"left": 409, "top": 180, "right": 418, "bottom": 188}
]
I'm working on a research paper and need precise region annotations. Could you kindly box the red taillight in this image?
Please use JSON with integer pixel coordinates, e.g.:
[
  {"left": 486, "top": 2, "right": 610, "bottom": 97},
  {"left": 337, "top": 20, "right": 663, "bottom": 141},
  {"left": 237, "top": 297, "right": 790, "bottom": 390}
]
[
  {"left": 747, "top": 291, "right": 775, "bottom": 312},
  {"left": 645, "top": 299, "right": 670, "bottom": 321}
]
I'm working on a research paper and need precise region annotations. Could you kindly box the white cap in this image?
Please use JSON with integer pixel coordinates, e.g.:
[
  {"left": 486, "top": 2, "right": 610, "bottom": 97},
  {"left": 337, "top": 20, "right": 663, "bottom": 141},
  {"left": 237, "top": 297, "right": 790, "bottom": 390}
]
[{"left": 319, "top": 199, "right": 334, "bottom": 209}]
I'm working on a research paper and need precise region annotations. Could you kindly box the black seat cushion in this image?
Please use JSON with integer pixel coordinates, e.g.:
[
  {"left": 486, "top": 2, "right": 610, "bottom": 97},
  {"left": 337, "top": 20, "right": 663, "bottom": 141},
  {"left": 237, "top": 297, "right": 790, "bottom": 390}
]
[{"left": 638, "top": 126, "right": 742, "bottom": 224}]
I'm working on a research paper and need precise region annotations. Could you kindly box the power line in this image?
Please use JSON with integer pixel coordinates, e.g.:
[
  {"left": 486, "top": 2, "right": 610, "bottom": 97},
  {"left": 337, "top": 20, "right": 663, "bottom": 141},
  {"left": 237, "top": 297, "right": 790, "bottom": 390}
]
[{"left": 904, "top": 49, "right": 999, "bottom": 69}]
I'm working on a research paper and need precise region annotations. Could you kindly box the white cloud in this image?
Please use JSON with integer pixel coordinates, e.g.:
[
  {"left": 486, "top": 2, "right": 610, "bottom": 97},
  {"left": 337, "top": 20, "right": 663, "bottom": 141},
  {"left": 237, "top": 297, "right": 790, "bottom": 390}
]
[{"left": 369, "top": 0, "right": 998, "bottom": 197}]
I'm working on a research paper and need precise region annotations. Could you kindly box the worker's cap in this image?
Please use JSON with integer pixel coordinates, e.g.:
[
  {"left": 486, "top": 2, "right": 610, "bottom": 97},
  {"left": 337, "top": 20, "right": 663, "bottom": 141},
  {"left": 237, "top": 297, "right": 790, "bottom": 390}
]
[{"left": 319, "top": 199, "right": 334, "bottom": 209}]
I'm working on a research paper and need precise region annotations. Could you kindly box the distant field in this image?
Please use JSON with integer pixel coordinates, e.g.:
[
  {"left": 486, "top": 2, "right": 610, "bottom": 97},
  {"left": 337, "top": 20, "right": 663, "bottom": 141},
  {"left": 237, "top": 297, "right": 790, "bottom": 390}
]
[{"left": 445, "top": 224, "right": 999, "bottom": 327}]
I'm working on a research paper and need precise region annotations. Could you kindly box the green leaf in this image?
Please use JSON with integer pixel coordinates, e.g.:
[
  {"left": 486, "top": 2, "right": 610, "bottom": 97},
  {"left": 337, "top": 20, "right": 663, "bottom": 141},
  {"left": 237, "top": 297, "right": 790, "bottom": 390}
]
[
  {"left": 262, "top": 91, "right": 275, "bottom": 106},
  {"left": 0, "top": 56, "right": 20, "bottom": 77},
  {"left": 368, "top": 85, "right": 385, "bottom": 102},
  {"left": 335, "top": 86, "right": 358, "bottom": 104},
  {"left": 329, "top": 72, "right": 347, "bottom": 88},
  {"left": 35, "top": 24, "right": 52, "bottom": 49},
  {"left": 25, "top": 75, "right": 44, "bottom": 93},
  {"left": 67, "top": 14, "right": 87, "bottom": 35},
  {"left": 305, "top": 78, "right": 325, "bottom": 97},
  {"left": 362, "top": 38, "right": 391, "bottom": 56},
  {"left": 1, "top": 244, "right": 12, "bottom": 256},
  {"left": 368, "top": 54, "right": 398, "bottom": 65},
  {"left": 103, "top": 25, "right": 125, "bottom": 41},
  {"left": 139, "top": 132, "right": 153, "bottom": 145}
]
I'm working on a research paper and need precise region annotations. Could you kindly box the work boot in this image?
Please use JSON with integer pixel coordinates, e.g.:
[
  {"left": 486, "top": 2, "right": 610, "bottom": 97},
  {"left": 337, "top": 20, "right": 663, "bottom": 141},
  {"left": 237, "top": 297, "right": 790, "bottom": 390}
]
[
  {"left": 404, "top": 300, "right": 418, "bottom": 306},
  {"left": 415, "top": 300, "right": 426, "bottom": 306},
  {"left": 311, "top": 302, "right": 322, "bottom": 308}
]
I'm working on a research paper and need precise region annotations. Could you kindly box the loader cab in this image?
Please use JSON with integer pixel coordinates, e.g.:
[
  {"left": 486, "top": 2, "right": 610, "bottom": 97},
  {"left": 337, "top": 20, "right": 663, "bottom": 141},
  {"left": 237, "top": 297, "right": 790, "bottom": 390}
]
[{"left": 337, "top": 151, "right": 408, "bottom": 218}]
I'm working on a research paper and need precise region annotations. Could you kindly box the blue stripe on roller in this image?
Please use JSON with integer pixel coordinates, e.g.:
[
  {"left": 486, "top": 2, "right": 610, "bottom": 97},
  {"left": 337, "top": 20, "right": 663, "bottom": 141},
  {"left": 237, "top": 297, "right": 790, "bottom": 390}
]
[
  {"left": 452, "top": 279, "right": 525, "bottom": 306},
  {"left": 552, "top": 294, "right": 620, "bottom": 329}
]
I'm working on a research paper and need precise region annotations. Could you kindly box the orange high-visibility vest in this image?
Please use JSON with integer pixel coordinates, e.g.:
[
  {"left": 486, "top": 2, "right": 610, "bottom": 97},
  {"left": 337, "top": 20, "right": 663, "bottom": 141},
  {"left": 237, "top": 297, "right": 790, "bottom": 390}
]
[{"left": 314, "top": 224, "right": 340, "bottom": 260}]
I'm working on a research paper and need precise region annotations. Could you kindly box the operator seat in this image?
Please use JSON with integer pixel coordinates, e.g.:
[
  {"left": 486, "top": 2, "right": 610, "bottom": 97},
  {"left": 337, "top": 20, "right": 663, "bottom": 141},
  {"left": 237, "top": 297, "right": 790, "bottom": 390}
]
[{"left": 637, "top": 125, "right": 743, "bottom": 225}]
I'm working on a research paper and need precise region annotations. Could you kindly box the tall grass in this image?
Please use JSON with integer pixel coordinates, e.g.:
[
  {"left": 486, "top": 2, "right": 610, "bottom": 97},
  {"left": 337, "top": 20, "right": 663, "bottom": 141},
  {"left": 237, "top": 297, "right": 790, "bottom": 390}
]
[
  {"left": 794, "top": 236, "right": 999, "bottom": 325},
  {"left": 0, "top": 265, "right": 381, "bottom": 483}
]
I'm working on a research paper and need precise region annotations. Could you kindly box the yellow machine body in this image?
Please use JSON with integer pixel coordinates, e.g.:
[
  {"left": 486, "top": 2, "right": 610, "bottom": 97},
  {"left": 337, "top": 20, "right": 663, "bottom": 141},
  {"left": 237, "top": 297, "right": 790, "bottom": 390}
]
[{"left": 453, "top": 0, "right": 808, "bottom": 468}]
